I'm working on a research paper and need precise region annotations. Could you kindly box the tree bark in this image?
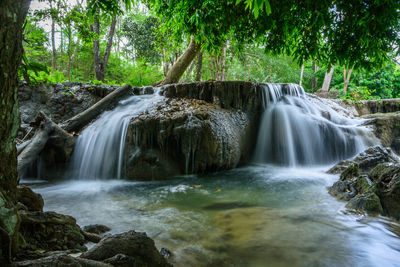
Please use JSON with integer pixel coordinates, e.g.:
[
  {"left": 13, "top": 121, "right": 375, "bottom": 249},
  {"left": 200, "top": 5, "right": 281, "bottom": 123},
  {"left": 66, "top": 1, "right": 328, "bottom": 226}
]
[
  {"left": 311, "top": 61, "right": 318, "bottom": 92},
  {"left": 50, "top": 1, "right": 57, "bottom": 70},
  {"left": 183, "top": 58, "right": 196, "bottom": 82},
  {"left": 299, "top": 63, "right": 304, "bottom": 86},
  {"left": 67, "top": 24, "right": 72, "bottom": 81},
  {"left": 60, "top": 84, "right": 132, "bottom": 132},
  {"left": 321, "top": 65, "right": 335, "bottom": 92},
  {"left": 160, "top": 37, "right": 202, "bottom": 85},
  {"left": 195, "top": 52, "right": 203, "bottom": 81},
  {"left": 92, "top": 13, "right": 101, "bottom": 81},
  {"left": 0, "top": 0, "right": 31, "bottom": 263},
  {"left": 343, "top": 66, "right": 353, "bottom": 94},
  {"left": 92, "top": 15, "right": 117, "bottom": 82}
]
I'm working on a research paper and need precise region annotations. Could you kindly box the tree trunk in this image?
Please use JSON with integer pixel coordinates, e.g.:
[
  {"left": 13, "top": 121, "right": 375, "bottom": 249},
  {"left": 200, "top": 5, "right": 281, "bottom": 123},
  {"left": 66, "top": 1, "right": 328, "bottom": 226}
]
[
  {"left": 92, "top": 13, "right": 102, "bottom": 81},
  {"left": 160, "top": 37, "right": 201, "bottom": 85},
  {"left": 183, "top": 59, "right": 196, "bottom": 82},
  {"left": 299, "top": 63, "right": 305, "bottom": 86},
  {"left": 343, "top": 66, "right": 353, "bottom": 94},
  {"left": 67, "top": 24, "right": 72, "bottom": 81},
  {"left": 99, "top": 17, "right": 117, "bottom": 81},
  {"left": 195, "top": 52, "right": 203, "bottom": 81},
  {"left": 321, "top": 65, "right": 335, "bottom": 92},
  {"left": 60, "top": 84, "right": 132, "bottom": 132},
  {"left": 50, "top": 1, "right": 57, "bottom": 70},
  {"left": 311, "top": 61, "right": 318, "bottom": 92},
  {"left": 0, "top": 0, "right": 31, "bottom": 263}
]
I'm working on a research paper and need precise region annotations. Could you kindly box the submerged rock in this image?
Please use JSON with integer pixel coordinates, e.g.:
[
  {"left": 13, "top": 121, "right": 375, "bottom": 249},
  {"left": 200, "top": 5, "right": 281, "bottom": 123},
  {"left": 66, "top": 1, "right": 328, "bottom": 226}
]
[{"left": 80, "top": 230, "right": 171, "bottom": 267}]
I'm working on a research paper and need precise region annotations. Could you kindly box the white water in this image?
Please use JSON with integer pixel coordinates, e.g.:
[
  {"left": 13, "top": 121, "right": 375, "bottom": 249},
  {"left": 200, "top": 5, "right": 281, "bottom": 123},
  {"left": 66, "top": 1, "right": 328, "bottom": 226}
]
[
  {"left": 254, "top": 83, "right": 375, "bottom": 166},
  {"left": 68, "top": 89, "right": 164, "bottom": 179}
]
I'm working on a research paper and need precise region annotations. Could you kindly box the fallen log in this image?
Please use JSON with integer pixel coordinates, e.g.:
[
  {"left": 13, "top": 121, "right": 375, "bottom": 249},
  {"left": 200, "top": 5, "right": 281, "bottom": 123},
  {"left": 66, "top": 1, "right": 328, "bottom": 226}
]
[
  {"left": 60, "top": 84, "right": 132, "bottom": 132},
  {"left": 17, "top": 112, "right": 74, "bottom": 177}
]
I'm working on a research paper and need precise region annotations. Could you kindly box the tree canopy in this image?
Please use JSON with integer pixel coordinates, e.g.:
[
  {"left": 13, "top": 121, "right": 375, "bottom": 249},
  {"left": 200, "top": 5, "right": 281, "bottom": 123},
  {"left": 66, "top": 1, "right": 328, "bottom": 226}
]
[{"left": 149, "top": 0, "right": 400, "bottom": 69}]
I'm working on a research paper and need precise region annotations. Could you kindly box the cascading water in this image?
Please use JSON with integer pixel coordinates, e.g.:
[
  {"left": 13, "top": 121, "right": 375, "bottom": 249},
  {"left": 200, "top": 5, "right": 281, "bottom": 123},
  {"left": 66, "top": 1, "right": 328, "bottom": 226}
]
[
  {"left": 253, "top": 83, "right": 375, "bottom": 166},
  {"left": 69, "top": 89, "right": 163, "bottom": 179}
]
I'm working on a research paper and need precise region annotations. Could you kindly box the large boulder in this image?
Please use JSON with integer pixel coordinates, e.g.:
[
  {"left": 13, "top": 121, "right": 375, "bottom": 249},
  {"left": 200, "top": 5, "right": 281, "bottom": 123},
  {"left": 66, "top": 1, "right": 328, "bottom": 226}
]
[{"left": 80, "top": 230, "right": 171, "bottom": 267}]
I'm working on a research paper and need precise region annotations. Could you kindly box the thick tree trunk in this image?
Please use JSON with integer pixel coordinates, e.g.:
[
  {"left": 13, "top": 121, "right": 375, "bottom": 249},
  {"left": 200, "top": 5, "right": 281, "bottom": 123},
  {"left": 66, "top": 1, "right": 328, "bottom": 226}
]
[
  {"left": 160, "top": 37, "right": 201, "bottom": 85},
  {"left": 321, "top": 65, "right": 335, "bottom": 92},
  {"left": 210, "top": 44, "right": 227, "bottom": 81},
  {"left": 100, "top": 17, "right": 117, "bottom": 80},
  {"left": 311, "top": 61, "right": 318, "bottom": 92},
  {"left": 61, "top": 84, "right": 132, "bottom": 132},
  {"left": 195, "top": 52, "right": 203, "bottom": 81},
  {"left": 0, "top": 0, "right": 31, "bottom": 263}
]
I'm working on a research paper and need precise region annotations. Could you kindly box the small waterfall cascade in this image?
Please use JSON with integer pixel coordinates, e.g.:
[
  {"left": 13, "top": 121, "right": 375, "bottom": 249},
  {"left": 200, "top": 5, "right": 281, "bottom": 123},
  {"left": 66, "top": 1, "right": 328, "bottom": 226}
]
[
  {"left": 69, "top": 89, "right": 164, "bottom": 179},
  {"left": 253, "top": 83, "right": 375, "bottom": 166}
]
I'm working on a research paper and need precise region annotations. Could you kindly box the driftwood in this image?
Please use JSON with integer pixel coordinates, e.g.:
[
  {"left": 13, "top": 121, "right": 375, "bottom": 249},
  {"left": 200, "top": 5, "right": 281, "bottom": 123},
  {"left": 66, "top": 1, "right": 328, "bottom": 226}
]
[
  {"left": 60, "top": 84, "right": 132, "bottom": 132},
  {"left": 17, "top": 112, "right": 74, "bottom": 177}
]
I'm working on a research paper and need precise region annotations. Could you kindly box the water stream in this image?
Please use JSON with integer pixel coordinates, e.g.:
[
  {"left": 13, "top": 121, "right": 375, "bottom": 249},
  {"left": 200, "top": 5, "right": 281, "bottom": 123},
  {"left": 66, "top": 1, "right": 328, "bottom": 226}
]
[{"left": 27, "top": 84, "right": 400, "bottom": 266}]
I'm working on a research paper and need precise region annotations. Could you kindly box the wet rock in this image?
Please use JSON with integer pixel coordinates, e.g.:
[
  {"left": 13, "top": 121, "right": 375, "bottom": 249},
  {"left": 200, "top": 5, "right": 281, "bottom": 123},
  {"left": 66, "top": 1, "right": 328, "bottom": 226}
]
[
  {"left": 82, "top": 224, "right": 111, "bottom": 235},
  {"left": 346, "top": 193, "right": 383, "bottom": 214},
  {"left": 328, "top": 146, "right": 398, "bottom": 174},
  {"left": 125, "top": 98, "right": 257, "bottom": 180},
  {"left": 16, "top": 186, "right": 44, "bottom": 212},
  {"left": 355, "top": 99, "right": 400, "bottom": 116},
  {"left": 80, "top": 230, "right": 171, "bottom": 267},
  {"left": 159, "top": 248, "right": 172, "bottom": 260},
  {"left": 19, "top": 211, "right": 86, "bottom": 252},
  {"left": 330, "top": 159, "right": 400, "bottom": 219}
]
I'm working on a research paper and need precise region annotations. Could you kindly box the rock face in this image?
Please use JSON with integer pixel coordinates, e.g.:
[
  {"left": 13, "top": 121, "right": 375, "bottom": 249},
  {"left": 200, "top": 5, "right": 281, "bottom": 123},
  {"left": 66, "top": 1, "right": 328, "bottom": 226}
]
[
  {"left": 16, "top": 185, "right": 44, "bottom": 212},
  {"left": 328, "top": 147, "right": 400, "bottom": 219},
  {"left": 81, "top": 230, "right": 171, "bottom": 267},
  {"left": 362, "top": 112, "right": 400, "bottom": 154},
  {"left": 124, "top": 81, "right": 265, "bottom": 180},
  {"left": 355, "top": 99, "right": 400, "bottom": 116},
  {"left": 18, "top": 82, "right": 119, "bottom": 140}
]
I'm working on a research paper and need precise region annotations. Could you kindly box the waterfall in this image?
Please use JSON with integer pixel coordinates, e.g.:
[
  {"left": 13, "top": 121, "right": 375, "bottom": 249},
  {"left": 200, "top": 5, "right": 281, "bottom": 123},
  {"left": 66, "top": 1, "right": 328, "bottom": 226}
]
[
  {"left": 253, "top": 83, "right": 373, "bottom": 166},
  {"left": 69, "top": 89, "right": 163, "bottom": 179}
]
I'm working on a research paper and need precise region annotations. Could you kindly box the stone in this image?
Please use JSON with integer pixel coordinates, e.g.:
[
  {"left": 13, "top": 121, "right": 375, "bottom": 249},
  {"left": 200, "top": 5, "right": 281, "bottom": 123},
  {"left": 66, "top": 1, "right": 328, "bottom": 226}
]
[
  {"left": 328, "top": 146, "right": 398, "bottom": 174},
  {"left": 362, "top": 112, "right": 400, "bottom": 154},
  {"left": 19, "top": 211, "right": 86, "bottom": 251},
  {"left": 82, "top": 224, "right": 111, "bottom": 235},
  {"left": 16, "top": 185, "right": 44, "bottom": 212},
  {"left": 346, "top": 193, "right": 383, "bottom": 214},
  {"left": 124, "top": 97, "right": 257, "bottom": 180},
  {"left": 80, "top": 230, "right": 171, "bottom": 267}
]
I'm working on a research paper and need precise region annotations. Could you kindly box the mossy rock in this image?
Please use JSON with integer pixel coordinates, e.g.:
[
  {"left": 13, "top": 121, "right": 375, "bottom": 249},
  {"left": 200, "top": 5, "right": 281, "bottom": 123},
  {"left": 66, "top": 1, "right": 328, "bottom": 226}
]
[
  {"left": 340, "top": 163, "right": 359, "bottom": 181},
  {"left": 346, "top": 193, "right": 383, "bottom": 214}
]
